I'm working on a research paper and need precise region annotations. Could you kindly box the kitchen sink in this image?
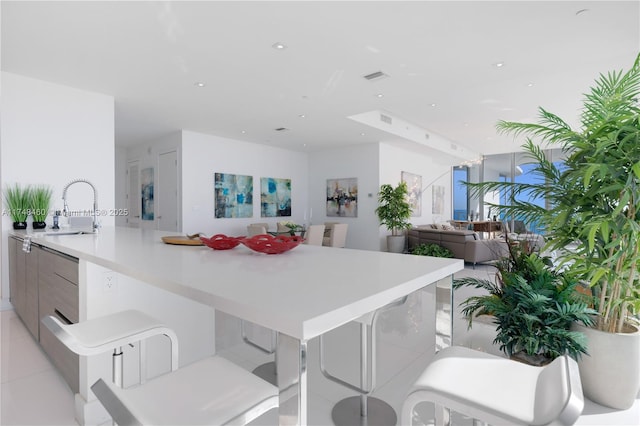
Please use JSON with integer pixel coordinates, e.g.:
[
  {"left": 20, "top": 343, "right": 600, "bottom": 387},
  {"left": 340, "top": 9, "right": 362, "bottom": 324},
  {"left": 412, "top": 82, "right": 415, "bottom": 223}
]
[{"left": 40, "top": 229, "right": 96, "bottom": 236}]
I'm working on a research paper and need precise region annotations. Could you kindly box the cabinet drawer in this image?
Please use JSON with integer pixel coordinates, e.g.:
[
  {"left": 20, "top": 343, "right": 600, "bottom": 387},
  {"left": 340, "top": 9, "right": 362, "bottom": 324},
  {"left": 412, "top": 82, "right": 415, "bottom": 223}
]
[
  {"left": 39, "top": 247, "right": 78, "bottom": 284},
  {"left": 40, "top": 318, "right": 79, "bottom": 393},
  {"left": 39, "top": 272, "right": 79, "bottom": 324}
]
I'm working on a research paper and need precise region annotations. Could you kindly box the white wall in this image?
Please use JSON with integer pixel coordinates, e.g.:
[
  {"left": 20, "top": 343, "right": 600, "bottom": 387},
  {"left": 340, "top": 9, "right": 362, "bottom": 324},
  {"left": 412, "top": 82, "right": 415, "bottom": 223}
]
[
  {"left": 125, "top": 132, "right": 182, "bottom": 230},
  {"left": 379, "top": 143, "right": 452, "bottom": 251},
  {"left": 114, "top": 145, "right": 128, "bottom": 227},
  {"left": 308, "top": 143, "right": 380, "bottom": 251},
  {"left": 180, "top": 130, "right": 309, "bottom": 236},
  {"left": 1, "top": 72, "right": 115, "bottom": 299}
]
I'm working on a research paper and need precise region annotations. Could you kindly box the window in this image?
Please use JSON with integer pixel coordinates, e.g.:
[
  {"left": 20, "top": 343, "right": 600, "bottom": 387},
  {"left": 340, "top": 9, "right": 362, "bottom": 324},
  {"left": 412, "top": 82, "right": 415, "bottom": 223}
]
[{"left": 452, "top": 166, "right": 469, "bottom": 220}]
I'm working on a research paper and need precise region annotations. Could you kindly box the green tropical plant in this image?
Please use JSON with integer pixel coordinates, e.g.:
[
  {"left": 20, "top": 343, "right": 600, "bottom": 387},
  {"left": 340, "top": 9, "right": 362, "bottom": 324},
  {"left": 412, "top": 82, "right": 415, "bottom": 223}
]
[
  {"left": 375, "top": 182, "right": 412, "bottom": 236},
  {"left": 464, "top": 54, "right": 640, "bottom": 334},
  {"left": 3, "top": 184, "right": 31, "bottom": 223},
  {"left": 30, "top": 185, "right": 53, "bottom": 222},
  {"left": 454, "top": 245, "right": 597, "bottom": 362},
  {"left": 411, "top": 243, "right": 453, "bottom": 258}
]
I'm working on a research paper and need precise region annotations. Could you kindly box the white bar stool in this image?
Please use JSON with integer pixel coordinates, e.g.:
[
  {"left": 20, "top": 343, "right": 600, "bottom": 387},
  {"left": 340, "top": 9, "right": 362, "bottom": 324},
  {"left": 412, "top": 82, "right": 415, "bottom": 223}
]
[
  {"left": 41, "top": 309, "right": 179, "bottom": 387},
  {"left": 91, "top": 356, "right": 279, "bottom": 425},
  {"left": 401, "top": 346, "right": 584, "bottom": 426},
  {"left": 319, "top": 296, "right": 407, "bottom": 425},
  {"left": 43, "top": 310, "right": 279, "bottom": 425}
]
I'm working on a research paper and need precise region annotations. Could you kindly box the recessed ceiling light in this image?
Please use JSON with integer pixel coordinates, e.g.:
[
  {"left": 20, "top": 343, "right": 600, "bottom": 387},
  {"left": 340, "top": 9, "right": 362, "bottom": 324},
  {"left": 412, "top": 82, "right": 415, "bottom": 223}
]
[
  {"left": 376, "top": 93, "right": 384, "bottom": 98},
  {"left": 360, "top": 132, "right": 366, "bottom": 136},
  {"left": 298, "top": 114, "right": 306, "bottom": 118},
  {"left": 241, "top": 130, "right": 246, "bottom": 134},
  {"left": 272, "top": 42, "right": 287, "bottom": 50},
  {"left": 493, "top": 62, "right": 505, "bottom": 68},
  {"left": 430, "top": 103, "right": 437, "bottom": 107},
  {"left": 527, "top": 83, "right": 534, "bottom": 87},
  {"left": 194, "top": 82, "right": 206, "bottom": 87}
]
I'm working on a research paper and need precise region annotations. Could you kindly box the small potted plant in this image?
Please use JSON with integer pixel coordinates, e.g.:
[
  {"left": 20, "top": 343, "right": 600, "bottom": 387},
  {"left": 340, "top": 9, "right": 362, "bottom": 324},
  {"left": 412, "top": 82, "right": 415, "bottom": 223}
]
[
  {"left": 30, "top": 185, "right": 53, "bottom": 229},
  {"left": 375, "top": 181, "right": 412, "bottom": 253},
  {"left": 3, "top": 184, "right": 31, "bottom": 229},
  {"left": 410, "top": 243, "right": 453, "bottom": 258},
  {"left": 454, "top": 244, "right": 596, "bottom": 365}
]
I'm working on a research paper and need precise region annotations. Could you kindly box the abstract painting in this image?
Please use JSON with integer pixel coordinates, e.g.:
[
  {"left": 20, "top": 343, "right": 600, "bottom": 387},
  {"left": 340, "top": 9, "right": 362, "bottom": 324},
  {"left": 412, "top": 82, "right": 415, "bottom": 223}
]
[
  {"left": 260, "top": 177, "right": 291, "bottom": 217},
  {"left": 402, "top": 171, "right": 422, "bottom": 216},
  {"left": 141, "top": 167, "right": 154, "bottom": 220},
  {"left": 432, "top": 185, "right": 445, "bottom": 215},
  {"left": 326, "top": 177, "right": 358, "bottom": 217},
  {"left": 214, "top": 173, "right": 253, "bottom": 218}
]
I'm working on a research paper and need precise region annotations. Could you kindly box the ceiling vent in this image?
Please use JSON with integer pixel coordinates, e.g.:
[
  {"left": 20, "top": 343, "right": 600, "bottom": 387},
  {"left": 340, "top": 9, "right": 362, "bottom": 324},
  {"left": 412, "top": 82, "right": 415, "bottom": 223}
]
[
  {"left": 380, "top": 114, "right": 393, "bottom": 124},
  {"left": 363, "top": 71, "right": 389, "bottom": 81},
  {"left": 274, "top": 127, "right": 289, "bottom": 132}
]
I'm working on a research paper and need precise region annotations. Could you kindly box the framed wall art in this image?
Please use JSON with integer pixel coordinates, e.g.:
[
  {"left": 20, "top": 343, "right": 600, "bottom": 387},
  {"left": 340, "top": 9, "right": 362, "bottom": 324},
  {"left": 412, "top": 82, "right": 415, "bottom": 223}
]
[
  {"left": 326, "top": 177, "right": 358, "bottom": 217},
  {"left": 141, "top": 167, "right": 154, "bottom": 220},
  {"left": 432, "top": 184, "right": 445, "bottom": 215},
  {"left": 260, "top": 177, "right": 292, "bottom": 217},
  {"left": 214, "top": 172, "right": 253, "bottom": 218},
  {"left": 402, "top": 171, "right": 422, "bottom": 217}
]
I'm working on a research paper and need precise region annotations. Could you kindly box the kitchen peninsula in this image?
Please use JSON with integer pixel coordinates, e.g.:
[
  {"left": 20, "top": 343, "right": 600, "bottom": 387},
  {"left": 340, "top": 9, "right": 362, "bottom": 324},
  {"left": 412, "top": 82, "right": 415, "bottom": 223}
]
[{"left": 11, "top": 226, "right": 463, "bottom": 425}]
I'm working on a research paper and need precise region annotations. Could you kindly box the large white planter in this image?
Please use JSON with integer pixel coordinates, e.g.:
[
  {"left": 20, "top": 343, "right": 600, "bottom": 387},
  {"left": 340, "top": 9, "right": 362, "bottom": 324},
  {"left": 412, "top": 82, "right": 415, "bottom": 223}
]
[
  {"left": 387, "top": 235, "right": 406, "bottom": 253},
  {"left": 572, "top": 321, "right": 640, "bottom": 410}
]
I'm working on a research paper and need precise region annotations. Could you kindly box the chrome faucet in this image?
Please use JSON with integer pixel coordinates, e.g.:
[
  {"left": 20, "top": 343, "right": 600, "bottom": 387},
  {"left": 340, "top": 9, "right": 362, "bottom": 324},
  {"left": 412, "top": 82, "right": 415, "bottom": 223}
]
[{"left": 62, "top": 179, "right": 99, "bottom": 232}]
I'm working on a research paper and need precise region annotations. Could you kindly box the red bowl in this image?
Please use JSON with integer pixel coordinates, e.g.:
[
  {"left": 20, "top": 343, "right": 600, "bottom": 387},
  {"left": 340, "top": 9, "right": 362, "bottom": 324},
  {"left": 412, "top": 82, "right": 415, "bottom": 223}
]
[
  {"left": 200, "top": 234, "right": 245, "bottom": 250},
  {"left": 240, "top": 234, "right": 304, "bottom": 254}
]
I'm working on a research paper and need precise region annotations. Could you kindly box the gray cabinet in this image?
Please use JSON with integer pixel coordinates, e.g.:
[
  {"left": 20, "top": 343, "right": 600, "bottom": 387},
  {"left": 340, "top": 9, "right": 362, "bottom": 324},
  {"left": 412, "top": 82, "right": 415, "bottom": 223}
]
[
  {"left": 8, "top": 236, "right": 79, "bottom": 393},
  {"left": 38, "top": 245, "right": 79, "bottom": 393},
  {"left": 8, "top": 236, "right": 40, "bottom": 339}
]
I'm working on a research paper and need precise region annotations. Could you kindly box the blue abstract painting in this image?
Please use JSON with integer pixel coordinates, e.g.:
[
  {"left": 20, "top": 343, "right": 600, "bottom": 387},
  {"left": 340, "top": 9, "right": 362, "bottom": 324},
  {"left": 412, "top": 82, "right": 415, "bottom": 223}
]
[
  {"left": 214, "top": 173, "right": 253, "bottom": 218},
  {"left": 141, "top": 167, "right": 154, "bottom": 220},
  {"left": 260, "top": 177, "right": 291, "bottom": 217}
]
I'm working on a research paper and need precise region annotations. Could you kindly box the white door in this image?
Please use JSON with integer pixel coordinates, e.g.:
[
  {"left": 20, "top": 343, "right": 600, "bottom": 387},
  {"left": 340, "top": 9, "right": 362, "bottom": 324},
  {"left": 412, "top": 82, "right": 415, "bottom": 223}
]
[
  {"left": 157, "top": 150, "right": 179, "bottom": 232},
  {"left": 127, "top": 161, "right": 140, "bottom": 228}
]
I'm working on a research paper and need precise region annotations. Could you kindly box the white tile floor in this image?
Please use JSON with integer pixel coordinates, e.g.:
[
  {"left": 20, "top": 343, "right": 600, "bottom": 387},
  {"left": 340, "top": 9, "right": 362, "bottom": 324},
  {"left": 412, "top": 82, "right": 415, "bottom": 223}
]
[{"left": 1, "top": 264, "right": 638, "bottom": 425}]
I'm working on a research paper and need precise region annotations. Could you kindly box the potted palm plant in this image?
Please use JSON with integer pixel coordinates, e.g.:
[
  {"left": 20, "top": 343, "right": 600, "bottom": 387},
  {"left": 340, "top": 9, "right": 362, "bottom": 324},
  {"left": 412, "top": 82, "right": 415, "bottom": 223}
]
[
  {"left": 30, "top": 185, "right": 53, "bottom": 229},
  {"left": 454, "top": 244, "right": 596, "bottom": 366},
  {"left": 465, "top": 54, "right": 640, "bottom": 409},
  {"left": 375, "top": 181, "right": 412, "bottom": 253},
  {"left": 3, "top": 184, "right": 31, "bottom": 229}
]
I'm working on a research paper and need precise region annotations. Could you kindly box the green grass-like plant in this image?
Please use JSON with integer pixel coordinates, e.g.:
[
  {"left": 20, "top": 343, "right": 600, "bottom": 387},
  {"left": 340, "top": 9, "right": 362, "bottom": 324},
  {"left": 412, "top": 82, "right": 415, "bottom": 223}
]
[
  {"left": 30, "top": 185, "right": 53, "bottom": 222},
  {"left": 3, "top": 184, "right": 31, "bottom": 223}
]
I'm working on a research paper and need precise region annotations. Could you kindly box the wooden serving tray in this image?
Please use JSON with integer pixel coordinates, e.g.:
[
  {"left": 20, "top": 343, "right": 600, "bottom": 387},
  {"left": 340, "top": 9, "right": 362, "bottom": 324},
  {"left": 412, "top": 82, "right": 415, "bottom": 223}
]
[{"left": 161, "top": 236, "right": 204, "bottom": 246}]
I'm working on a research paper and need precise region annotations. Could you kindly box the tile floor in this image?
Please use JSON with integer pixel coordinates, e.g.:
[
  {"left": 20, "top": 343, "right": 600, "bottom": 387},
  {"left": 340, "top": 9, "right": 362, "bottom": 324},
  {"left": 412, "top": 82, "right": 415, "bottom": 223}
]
[{"left": 1, "top": 264, "right": 638, "bottom": 425}]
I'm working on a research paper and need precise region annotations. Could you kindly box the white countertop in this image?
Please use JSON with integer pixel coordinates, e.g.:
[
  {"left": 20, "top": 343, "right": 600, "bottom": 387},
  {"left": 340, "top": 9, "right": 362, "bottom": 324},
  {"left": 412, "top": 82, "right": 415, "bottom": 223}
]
[{"left": 20, "top": 227, "right": 463, "bottom": 341}]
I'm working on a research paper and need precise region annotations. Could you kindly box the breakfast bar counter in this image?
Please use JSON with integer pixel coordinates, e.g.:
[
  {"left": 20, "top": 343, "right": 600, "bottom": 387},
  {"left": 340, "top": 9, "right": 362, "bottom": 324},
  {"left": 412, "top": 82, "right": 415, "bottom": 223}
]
[{"left": 21, "top": 226, "right": 463, "bottom": 425}]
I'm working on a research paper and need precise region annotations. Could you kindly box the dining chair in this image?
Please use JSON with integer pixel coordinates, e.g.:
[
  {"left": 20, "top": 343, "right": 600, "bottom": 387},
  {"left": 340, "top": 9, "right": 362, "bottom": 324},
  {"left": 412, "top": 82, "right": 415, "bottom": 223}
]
[
  {"left": 43, "top": 310, "right": 279, "bottom": 425},
  {"left": 247, "top": 224, "right": 268, "bottom": 237},
  {"left": 322, "top": 223, "right": 348, "bottom": 247},
  {"left": 401, "top": 345, "right": 584, "bottom": 426},
  {"left": 304, "top": 224, "right": 325, "bottom": 246}
]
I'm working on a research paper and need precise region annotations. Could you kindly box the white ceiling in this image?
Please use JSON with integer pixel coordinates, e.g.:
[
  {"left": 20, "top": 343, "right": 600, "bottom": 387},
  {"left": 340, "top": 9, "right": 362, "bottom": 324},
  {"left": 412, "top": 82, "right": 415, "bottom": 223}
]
[{"left": 2, "top": 1, "right": 639, "bottom": 161}]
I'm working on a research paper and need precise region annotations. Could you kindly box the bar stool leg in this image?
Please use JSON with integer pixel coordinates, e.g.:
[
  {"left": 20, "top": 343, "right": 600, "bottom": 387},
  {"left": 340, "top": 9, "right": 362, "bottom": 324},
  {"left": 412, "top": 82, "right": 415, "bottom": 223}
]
[
  {"left": 330, "top": 322, "right": 397, "bottom": 426},
  {"left": 112, "top": 347, "right": 123, "bottom": 388},
  {"left": 241, "top": 321, "right": 278, "bottom": 386}
]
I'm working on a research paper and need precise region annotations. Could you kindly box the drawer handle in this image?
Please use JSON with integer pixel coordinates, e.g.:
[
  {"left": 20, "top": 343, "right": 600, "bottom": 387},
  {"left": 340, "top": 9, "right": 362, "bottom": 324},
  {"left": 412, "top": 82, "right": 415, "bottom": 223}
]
[{"left": 54, "top": 309, "right": 73, "bottom": 325}]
